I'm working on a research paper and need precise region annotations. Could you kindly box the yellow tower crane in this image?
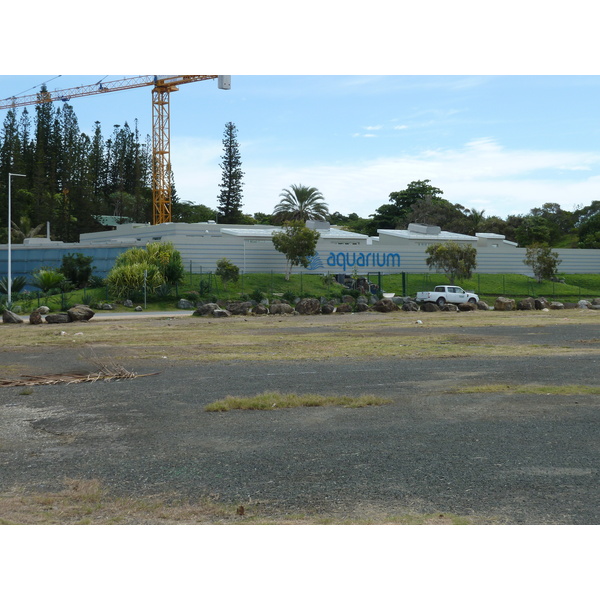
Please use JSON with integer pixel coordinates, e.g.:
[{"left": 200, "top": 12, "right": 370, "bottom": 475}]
[{"left": 0, "top": 75, "right": 231, "bottom": 225}]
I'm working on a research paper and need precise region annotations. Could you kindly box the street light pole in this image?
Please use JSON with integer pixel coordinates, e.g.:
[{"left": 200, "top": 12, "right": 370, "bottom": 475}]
[{"left": 7, "top": 173, "right": 26, "bottom": 305}]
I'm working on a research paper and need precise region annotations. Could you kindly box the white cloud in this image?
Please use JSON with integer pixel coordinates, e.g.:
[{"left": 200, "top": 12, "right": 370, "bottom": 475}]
[{"left": 171, "top": 136, "right": 600, "bottom": 219}]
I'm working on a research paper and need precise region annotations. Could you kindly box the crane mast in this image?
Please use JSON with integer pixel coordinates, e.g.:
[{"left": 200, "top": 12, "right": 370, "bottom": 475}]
[{"left": 0, "top": 75, "right": 229, "bottom": 225}]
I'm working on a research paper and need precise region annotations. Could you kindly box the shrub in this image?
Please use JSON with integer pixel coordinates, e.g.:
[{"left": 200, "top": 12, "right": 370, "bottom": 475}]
[
  {"left": 59, "top": 253, "right": 95, "bottom": 288},
  {"left": 215, "top": 258, "right": 240, "bottom": 288},
  {"left": 249, "top": 288, "right": 266, "bottom": 303},
  {"left": 0, "top": 275, "right": 27, "bottom": 295}
]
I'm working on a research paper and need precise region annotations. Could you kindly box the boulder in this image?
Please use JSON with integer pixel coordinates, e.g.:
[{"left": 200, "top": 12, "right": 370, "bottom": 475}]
[
  {"left": 494, "top": 297, "right": 515, "bottom": 311},
  {"left": 549, "top": 302, "right": 564, "bottom": 310},
  {"left": 592, "top": 298, "right": 600, "bottom": 306},
  {"left": 193, "top": 303, "right": 220, "bottom": 316},
  {"left": 336, "top": 302, "right": 353, "bottom": 313},
  {"left": 457, "top": 302, "right": 476, "bottom": 311},
  {"left": 577, "top": 300, "right": 591, "bottom": 309},
  {"left": 100, "top": 303, "right": 114, "bottom": 310},
  {"left": 226, "top": 301, "right": 254, "bottom": 315},
  {"left": 251, "top": 303, "right": 269, "bottom": 315},
  {"left": 212, "top": 309, "right": 231, "bottom": 318},
  {"left": 37, "top": 305, "right": 50, "bottom": 315},
  {"left": 372, "top": 298, "right": 399, "bottom": 313},
  {"left": 534, "top": 297, "right": 550, "bottom": 310},
  {"left": 29, "top": 310, "right": 43, "bottom": 325},
  {"left": 563, "top": 302, "right": 578, "bottom": 309},
  {"left": 441, "top": 303, "right": 459, "bottom": 312},
  {"left": 295, "top": 297, "right": 321, "bottom": 315},
  {"left": 134, "top": 306, "right": 143, "bottom": 311},
  {"left": 2, "top": 310, "right": 24, "bottom": 324},
  {"left": 517, "top": 297, "right": 535, "bottom": 310},
  {"left": 67, "top": 305, "right": 95, "bottom": 322},
  {"left": 123, "top": 299, "right": 134, "bottom": 308},
  {"left": 321, "top": 303, "right": 336, "bottom": 314},
  {"left": 45, "top": 313, "right": 71, "bottom": 324},
  {"left": 401, "top": 301, "right": 419, "bottom": 312},
  {"left": 342, "top": 295, "right": 355, "bottom": 305},
  {"left": 355, "top": 302, "right": 369, "bottom": 312},
  {"left": 177, "top": 299, "right": 194, "bottom": 310},
  {"left": 476, "top": 301, "right": 489, "bottom": 311},
  {"left": 421, "top": 302, "right": 440, "bottom": 312},
  {"left": 270, "top": 302, "right": 293, "bottom": 315}
]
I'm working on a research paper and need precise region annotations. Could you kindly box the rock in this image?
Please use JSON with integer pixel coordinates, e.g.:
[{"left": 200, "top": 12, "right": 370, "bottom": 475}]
[
  {"left": 421, "top": 302, "right": 440, "bottom": 312},
  {"left": 563, "top": 302, "right": 578, "bottom": 309},
  {"left": 372, "top": 298, "right": 399, "bottom": 313},
  {"left": 549, "top": 302, "right": 564, "bottom": 310},
  {"left": 534, "top": 297, "right": 550, "bottom": 310},
  {"left": 123, "top": 299, "right": 134, "bottom": 308},
  {"left": 356, "top": 295, "right": 368, "bottom": 305},
  {"left": 45, "top": 313, "right": 71, "bottom": 324},
  {"left": 2, "top": 310, "right": 24, "bottom": 324},
  {"left": 251, "top": 304, "right": 269, "bottom": 315},
  {"left": 321, "top": 303, "right": 336, "bottom": 314},
  {"left": 67, "top": 305, "right": 95, "bottom": 322},
  {"left": 401, "top": 301, "right": 419, "bottom": 312},
  {"left": 212, "top": 309, "right": 231, "bottom": 318},
  {"left": 270, "top": 303, "right": 294, "bottom": 315},
  {"left": 29, "top": 310, "right": 43, "bottom": 325},
  {"left": 592, "top": 298, "right": 600, "bottom": 306},
  {"left": 194, "top": 303, "right": 220, "bottom": 316},
  {"left": 226, "top": 301, "right": 254, "bottom": 315},
  {"left": 342, "top": 295, "right": 355, "bottom": 305},
  {"left": 494, "top": 297, "right": 515, "bottom": 311},
  {"left": 355, "top": 302, "right": 369, "bottom": 312},
  {"left": 476, "top": 301, "right": 489, "bottom": 311},
  {"left": 177, "top": 299, "right": 194, "bottom": 309},
  {"left": 101, "top": 303, "right": 114, "bottom": 310},
  {"left": 441, "top": 303, "right": 459, "bottom": 312},
  {"left": 589, "top": 304, "right": 600, "bottom": 310},
  {"left": 295, "top": 298, "right": 321, "bottom": 315},
  {"left": 134, "top": 306, "right": 143, "bottom": 311},
  {"left": 37, "top": 305, "right": 50, "bottom": 315},
  {"left": 336, "top": 302, "right": 353, "bottom": 313},
  {"left": 457, "top": 302, "right": 476, "bottom": 311},
  {"left": 577, "top": 300, "right": 591, "bottom": 309},
  {"left": 517, "top": 297, "right": 535, "bottom": 310}
]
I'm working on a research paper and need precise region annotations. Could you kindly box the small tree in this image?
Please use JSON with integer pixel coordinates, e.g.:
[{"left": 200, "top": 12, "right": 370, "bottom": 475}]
[
  {"left": 217, "top": 122, "right": 245, "bottom": 223},
  {"left": 272, "top": 221, "right": 321, "bottom": 281},
  {"left": 524, "top": 243, "right": 562, "bottom": 283},
  {"left": 425, "top": 242, "right": 477, "bottom": 284},
  {"left": 215, "top": 258, "right": 240, "bottom": 290},
  {"left": 59, "top": 253, "right": 95, "bottom": 288}
]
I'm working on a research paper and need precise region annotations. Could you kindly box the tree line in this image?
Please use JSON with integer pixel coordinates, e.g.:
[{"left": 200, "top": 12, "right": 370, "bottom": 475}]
[{"left": 1, "top": 95, "right": 599, "bottom": 249}]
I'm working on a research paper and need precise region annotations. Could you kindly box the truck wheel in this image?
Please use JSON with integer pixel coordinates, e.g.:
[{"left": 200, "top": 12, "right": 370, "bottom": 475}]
[
  {"left": 468, "top": 297, "right": 477, "bottom": 304},
  {"left": 436, "top": 297, "right": 446, "bottom": 307}
]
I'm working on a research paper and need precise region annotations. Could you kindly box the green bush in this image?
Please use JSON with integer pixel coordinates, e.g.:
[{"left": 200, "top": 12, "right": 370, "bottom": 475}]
[{"left": 59, "top": 253, "right": 95, "bottom": 288}]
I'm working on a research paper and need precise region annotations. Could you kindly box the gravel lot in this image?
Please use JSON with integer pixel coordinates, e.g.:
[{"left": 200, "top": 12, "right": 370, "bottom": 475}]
[{"left": 1, "top": 318, "right": 599, "bottom": 524}]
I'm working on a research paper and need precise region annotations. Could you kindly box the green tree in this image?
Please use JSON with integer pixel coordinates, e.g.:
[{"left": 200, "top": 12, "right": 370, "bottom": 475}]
[
  {"left": 272, "top": 221, "right": 321, "bottom": 281},
  {"left": 59, "top": 253, "right": 95, "bottom": 288},
  {"left": 217, "top": 122, "right": 244, "bottom": 223},
  {"left": 425, "top": 241, "right": 477, "bottom": 284},
  {"left": 523, "top": 243, "right": 562, "bottom": 282},
  {"left": 215, "top": 258, "right": 240, "bottom": 290},
  {"left": 368, "top": 180, "right": 444, "bottom": 234},
  {"left": 273, "top": 184, "right": 328, "bottom": 223}
]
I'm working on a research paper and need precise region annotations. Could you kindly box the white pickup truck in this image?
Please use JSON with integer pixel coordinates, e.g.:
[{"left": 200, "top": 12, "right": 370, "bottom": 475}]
[{"left": 416, "top": 285, "right": 479, "bottom": 307}]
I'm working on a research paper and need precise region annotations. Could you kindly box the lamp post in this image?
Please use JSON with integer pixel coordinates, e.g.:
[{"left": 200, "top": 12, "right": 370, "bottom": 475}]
[{"left": 7, "top": 173, "right": 26, "bottom": 304}]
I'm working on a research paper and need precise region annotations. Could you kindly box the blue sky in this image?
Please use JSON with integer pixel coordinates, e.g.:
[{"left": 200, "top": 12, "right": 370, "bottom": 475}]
[{"left": 2, "top": 74, "right": 600, "bottom": 220}]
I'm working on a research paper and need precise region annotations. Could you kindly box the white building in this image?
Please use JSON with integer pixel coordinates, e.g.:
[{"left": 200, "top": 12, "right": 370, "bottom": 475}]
[{"left": 74, "top": 221, "right": 599, "bottom": 276}]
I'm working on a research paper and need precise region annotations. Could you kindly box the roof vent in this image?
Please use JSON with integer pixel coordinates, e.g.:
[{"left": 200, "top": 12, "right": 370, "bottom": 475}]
[{"left": 408, "top": 223, "right": 441, "bottom": 235}]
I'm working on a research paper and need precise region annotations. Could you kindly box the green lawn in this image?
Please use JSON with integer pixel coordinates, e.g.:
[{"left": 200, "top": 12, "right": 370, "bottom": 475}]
[{"left": 4, "top": 271, "right": 600, "bottom": 314}]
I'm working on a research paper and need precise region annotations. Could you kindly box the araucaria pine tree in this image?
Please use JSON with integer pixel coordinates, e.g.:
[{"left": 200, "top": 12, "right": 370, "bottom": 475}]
[{"left": 217, "top": 122, "right": 244, "bottom": 223}]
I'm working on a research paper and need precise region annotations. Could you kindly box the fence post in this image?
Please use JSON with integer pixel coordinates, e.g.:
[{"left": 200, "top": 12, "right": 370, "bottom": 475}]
[{"left": 402, "top": 272, "right": 407, "bottom": 296}]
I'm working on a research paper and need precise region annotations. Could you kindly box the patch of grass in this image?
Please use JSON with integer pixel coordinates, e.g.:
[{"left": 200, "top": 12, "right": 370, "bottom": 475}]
[
  {"left": 452, "top": 384, "right": 600, "bottom": 395},
  {"left": 0, "top": 479, "right": 489, "bottom": 525},
  {"left": 205, "top": 391, "right": 392, "bottom": 412}
]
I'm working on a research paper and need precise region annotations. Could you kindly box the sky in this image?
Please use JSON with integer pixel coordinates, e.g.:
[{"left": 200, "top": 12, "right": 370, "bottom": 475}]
[
  {"left": 2, "top": 1, "right": 600, "bottom": 227},
  {"left": 2, "top": 73, "right": 600, "bottom": 221}
]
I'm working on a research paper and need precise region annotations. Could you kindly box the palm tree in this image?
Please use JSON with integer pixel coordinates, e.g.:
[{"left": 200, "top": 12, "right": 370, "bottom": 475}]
[{"left": 273, "top": 184, "right": 329, "bottom": 224}]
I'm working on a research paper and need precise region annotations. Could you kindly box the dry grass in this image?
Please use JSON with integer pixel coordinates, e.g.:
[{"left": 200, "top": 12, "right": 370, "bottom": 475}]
[
  {"left": 1, "top": 310, "right": 599, "bottom": 363},
  {"left": 0, "top": 479, "right": 487, "bottom": 525},
  {"left": 204, "top": 391, "right": 391, "bottom": 412}
]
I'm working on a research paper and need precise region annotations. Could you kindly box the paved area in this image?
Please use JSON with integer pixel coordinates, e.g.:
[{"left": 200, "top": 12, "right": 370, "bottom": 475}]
[{"left": 1, "top": 322, "right": 599, "bottom": 524}]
